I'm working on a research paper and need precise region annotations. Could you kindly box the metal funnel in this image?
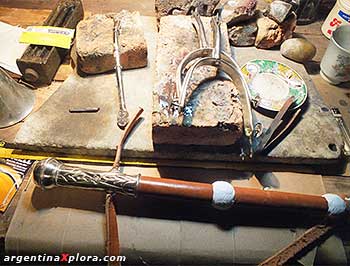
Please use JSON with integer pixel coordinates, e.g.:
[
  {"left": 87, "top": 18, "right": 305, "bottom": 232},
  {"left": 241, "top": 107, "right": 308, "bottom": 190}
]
[{"left": 0, "top": 68, "right": 35, "bottom": 128}]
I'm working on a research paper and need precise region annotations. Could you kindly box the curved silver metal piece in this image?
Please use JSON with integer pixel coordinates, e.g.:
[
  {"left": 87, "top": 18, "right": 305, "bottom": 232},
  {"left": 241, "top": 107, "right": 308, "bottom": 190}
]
[
  {"left": 192, "top": 10, "right": 209, "bottom": 49},
  {"left": 0, "top": 68, "right": 35, "bottom": 128},
  {"left": 33, "top": 158, "right": 140, "bottom": 196},
  {"left": 211, "top": 13, "right": 221, "bottom": 60},
  {"left": 175, "top": 49, "right": 239, "bottom": 106},
  {"left": 179, "top": 56, "right": 254, "bottom": 154},
  {"left": 173, "top": 8, "right": 254, "bottom": 156},
  {"left": 174, "top": 11, "right": 212, "bottom": 104}
]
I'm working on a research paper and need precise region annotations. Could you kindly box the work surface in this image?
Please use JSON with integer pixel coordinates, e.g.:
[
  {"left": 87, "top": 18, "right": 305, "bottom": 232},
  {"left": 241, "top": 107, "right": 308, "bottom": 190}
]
[
  {"left": 0, "top": 0, "right": 350, "bottom": 264},
  {"left": 0, "top": 11, "right": 346, "bottom": 173},
  {"left": 7, "top": 22, "right": 343, "bottom": 169}
]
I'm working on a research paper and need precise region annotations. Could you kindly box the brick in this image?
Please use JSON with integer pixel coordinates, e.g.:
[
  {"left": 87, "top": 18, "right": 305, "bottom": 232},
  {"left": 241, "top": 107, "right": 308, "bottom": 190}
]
[
  {"left": 152, "top": 15, "right": 243, "bottom": 146},
  {"left": 76, "top": 10, "right": 147, "bottom": 74}
]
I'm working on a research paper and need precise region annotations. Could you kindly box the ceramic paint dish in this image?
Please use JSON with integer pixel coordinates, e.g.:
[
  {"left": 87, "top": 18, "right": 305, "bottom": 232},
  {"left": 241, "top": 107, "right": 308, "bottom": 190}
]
[{"left": 241, "top": 59, "right": 308, "bottom": 112}]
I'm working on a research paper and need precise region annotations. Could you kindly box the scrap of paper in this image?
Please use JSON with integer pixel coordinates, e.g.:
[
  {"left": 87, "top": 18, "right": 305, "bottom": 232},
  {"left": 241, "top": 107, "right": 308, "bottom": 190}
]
[{"left": 0, "top": 21, "right": 28, "bottom": 75}]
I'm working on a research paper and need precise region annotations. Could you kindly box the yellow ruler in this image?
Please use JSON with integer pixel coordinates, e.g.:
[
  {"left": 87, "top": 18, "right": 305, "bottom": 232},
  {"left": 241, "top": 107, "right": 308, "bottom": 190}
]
[{"left": 0, "top": 146, "right": 157, "bottom": 167}]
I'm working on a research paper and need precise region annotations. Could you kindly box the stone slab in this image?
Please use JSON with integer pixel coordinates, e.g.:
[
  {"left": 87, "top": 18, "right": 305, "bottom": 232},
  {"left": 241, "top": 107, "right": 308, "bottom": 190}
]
[
  {"left": 10, "top": 16, "right": 344, "bottom": 168},
  {"left": 76, "top": 10, "right": 147, "bottom": 74},
  {"left": 153, "top": 15, "right": 243, "bottom": 146},
  {"left": 235, "top": 46, "right": 343, "bottom": 164}
]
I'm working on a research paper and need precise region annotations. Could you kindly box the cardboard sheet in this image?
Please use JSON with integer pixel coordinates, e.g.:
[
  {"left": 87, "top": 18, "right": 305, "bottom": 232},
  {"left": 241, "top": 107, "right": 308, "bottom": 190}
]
[{"left": 5, "top": 166, "right": 347, "bottom": 265}]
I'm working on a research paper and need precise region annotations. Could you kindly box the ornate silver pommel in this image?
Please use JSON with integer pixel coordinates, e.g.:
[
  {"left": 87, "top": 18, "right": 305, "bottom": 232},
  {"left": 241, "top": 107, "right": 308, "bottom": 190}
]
[
  {"left": 33, "top": 158, "right": 62, "bottom": 189},
  {"left": 33, "top": 158, "right": 140, "bottom": 196}
]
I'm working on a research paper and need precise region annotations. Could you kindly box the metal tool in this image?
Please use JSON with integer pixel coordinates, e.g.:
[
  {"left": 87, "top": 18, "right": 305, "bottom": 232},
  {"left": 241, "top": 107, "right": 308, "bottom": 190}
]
[
  {"left": 253, "top": 96, "right": 296, "bottom": 153},
  {"left": 33, "top": 157, "right": 349, "bottom": 217},
  {"left": 173, "top": 7, "right": 254, "bottom": 157},
  {"left": 174, "top": 9, "right": 244, "bottom": 106},
  {"left": 114, "top": 20, "right": 129, "bottom": 129},
  {"left": 331, "top": 107, "right": 350, "bottom": 156},
  {"left": 69, "top": 107, "right": 100, "bottom": 113},
  {"left": 0, "top": 68, "right": 35, "bottom": 128},
  {"left": 16, "top": 0, "right": 84, "bottom": 85}
]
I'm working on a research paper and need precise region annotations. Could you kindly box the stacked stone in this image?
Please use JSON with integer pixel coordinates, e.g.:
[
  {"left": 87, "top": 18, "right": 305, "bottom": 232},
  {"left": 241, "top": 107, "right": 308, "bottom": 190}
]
[
  {"left": 226, "top": 0, "right": 297, "bottom": 49},
  {"left": 155, "top": 0, "right": 220, "bottom": 21},
  {"left": 255, "top": 1, "right": 297, "bottom": 49},
  {"left": 224, "top": 0, "right": 258, "bottom": 47}
]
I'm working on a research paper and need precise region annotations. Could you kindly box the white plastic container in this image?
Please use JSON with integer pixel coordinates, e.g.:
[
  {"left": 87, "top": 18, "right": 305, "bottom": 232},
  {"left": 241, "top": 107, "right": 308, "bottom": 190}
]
[{"left": 321, "top": 0, "right": 350, "bottom": 39}]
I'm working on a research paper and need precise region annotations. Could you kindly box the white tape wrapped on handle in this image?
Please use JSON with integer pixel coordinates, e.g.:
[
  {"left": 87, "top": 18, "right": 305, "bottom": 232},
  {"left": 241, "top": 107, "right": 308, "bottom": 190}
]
[
  {"left": 212, "top": 181, "right": 235, "bottom": 210},
  {"left": 322, "top": 194, "right": 347, "bottom": 215}
]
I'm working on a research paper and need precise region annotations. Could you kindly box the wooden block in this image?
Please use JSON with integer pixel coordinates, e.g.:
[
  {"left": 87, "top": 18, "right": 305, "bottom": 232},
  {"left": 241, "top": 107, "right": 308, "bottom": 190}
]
[
  {"left": 16, "top": 0, "right": 84, "bottom": 85},
  {"left": 76, "top": 10, "right": 147, "bottom": 74},
  {"left": 152, "top": 15, "right": 243, "bottom": 146}
]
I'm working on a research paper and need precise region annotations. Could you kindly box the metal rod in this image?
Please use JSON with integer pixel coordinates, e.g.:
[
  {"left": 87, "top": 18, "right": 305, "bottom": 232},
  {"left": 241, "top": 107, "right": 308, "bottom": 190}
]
[
  {"left": 69, "top": 107, "right": 100, "bottom": 113},
  {"left": 114, "top": 20, "right": 129, "bottom": 129}
]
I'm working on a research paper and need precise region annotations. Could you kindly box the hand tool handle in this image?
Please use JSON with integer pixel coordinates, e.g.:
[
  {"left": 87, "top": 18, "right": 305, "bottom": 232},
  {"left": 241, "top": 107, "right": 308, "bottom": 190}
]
[
  {"left": 33, "top": 158, "right": 212, "bottom": 201},
  {"left": 33, "top": 158, "right": 349, "bottom": 216},
  {"left": 33, "top": 158, "right": 140, "bottom": 196}
]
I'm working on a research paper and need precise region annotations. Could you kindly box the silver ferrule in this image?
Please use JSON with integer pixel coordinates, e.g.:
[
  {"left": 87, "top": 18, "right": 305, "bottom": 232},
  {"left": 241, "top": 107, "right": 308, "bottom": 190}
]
[{"left": 33, "top": 158, "right": 140, "bottom": 196}]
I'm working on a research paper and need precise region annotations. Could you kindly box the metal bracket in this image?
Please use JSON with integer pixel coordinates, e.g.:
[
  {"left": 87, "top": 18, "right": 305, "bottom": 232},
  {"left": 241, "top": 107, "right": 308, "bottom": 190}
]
[{"left": 173, "top": 8, "right": 254, "bottom": 157}]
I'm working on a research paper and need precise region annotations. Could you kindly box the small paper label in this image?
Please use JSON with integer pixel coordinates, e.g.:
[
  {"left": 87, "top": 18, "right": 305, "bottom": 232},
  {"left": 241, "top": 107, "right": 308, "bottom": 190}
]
[{"left": 19, "top": 26, "right": 75, "bottom": 49}]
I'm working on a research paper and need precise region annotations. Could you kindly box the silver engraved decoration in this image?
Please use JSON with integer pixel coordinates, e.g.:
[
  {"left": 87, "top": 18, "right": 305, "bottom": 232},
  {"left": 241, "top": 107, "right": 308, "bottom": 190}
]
[{"left": 33, "top": 158, "right": 139, "bottom": 196}]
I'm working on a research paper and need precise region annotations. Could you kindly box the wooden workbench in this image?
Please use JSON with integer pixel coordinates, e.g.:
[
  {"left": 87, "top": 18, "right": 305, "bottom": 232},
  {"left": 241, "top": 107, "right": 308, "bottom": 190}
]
[{"left": 0, "top": 0, "right": 349, "bottom": 262}]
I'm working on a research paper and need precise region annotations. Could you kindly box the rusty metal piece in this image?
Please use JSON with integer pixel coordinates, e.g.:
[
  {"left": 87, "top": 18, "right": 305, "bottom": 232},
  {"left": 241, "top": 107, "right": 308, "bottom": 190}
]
[
  {"left": 259, "top": 223, "right": 335, "bottom": 266},
  {"left": 253, "top": 96, "right": 295, "bottom": 153},
  {"left": 16, "top": 0, "right": 84, "bottom": 85},
  {"left": 263, "top": 108, "right": 302, "bottom": 152}
]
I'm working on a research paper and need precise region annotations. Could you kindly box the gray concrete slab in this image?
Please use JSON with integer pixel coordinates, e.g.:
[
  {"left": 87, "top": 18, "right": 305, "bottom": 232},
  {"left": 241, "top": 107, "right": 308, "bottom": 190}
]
[{"left": 11, "top": 16, "right": 344, "bottom": 167}]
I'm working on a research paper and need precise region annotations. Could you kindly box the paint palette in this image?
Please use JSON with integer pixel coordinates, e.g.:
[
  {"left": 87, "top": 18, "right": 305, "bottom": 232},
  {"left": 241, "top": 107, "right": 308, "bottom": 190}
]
[{"left": 241, "top": 59, "right": 308, "bottom": 112}]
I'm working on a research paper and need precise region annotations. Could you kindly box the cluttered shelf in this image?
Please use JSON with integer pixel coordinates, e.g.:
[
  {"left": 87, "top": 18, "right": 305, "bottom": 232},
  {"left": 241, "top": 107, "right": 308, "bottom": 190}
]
[{"left": 0, "top": 0, "right": 350, "bottom": 265}]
